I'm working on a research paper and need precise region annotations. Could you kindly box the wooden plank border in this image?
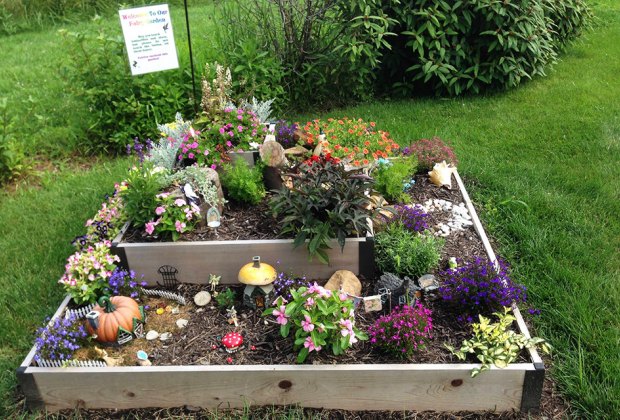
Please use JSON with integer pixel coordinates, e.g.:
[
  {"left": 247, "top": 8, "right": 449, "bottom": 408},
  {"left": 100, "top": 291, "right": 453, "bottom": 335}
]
[{"left": 17, "top": 172, "right": 544, "bottom": 413}]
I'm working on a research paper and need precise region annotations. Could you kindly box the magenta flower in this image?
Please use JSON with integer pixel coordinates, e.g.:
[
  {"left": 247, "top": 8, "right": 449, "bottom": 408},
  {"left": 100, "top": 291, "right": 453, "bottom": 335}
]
[
  {"left": 188, "top": 153, "right": 195, "bottom": 159},
  {"left": 237, "top": 125, "right": 244, "bottom": 132},
  {"left": 304, "top": 336, "right": 322, "bottom": 352},
  {"left": 175, "top": 220, "right": 186, "bottom": 232},
  {"left": 155, "top": 206, "right": 165, "bottom": 216},
  {"left": 237, "top": 115, "right": 243, "bottom": 120},
  {"left": 219, "top": 127, "right": 226, "bottom": 134},
  {"left": 273, "top": 305, "right": 288, "bottom": 325},
  {"left": 301, "top": 315, "right": 314, "bottom": 332},
  {"left": 145, "top": 221, "right": 156, "bottom": 235},
  {"left": 304, "top": 297, "right": 315, "bottom": 308},
  {"left": 226, "top": 140, "right": 233, "bottom": 148},
  {"left": 174, "top": 198, "right": 186, "bottom": 207}
]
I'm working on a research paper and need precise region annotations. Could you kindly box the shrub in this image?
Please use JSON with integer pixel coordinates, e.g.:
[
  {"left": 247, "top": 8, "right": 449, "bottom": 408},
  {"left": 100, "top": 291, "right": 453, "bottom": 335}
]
[
  {"left": 372, "top": 156, "right": 417, "bottom": 202},
  {"left": 34, "top": 314, "right": 87, "bottom": 364},
  {"left": 214, "top": 0, "right": 394, "bottom": 110},
  {"left": 121, "top": 163, "right": 167, "bottom": 228},
  {"left": 378, "top": 0, "right": 563, "bottom": 96},
  {"left": 439, "top": 257, "right": 527, "bottom": 323},
  {"left": 543, "top": 0, "right": 593, "bottom": 49},
  {"left": 375, "top": 224, "right": 443, "bottom": 278},
  {"left": 220, "top": 159, "right": 266, "bottom": 205},
  {"left": 59, "top": 240, "right": 120, "bottom": 304},
  {"left": 369, "top": 304, "right": 433, "bottom": 359},
  {"left": 404, "top": 137, "right": 458, "bottom": 171},
  {"left": 59, "top": 25, "right": 192, "bottom": 153},
  {"left": 145, "top": 192, "right": 200, "bottom": 241},
  {"left": 215, "top": 288, "right": 236, "bottom": 310},
  {"left": 446, "top": 307, "right": 551, "bottom": 377},
  {"left": 299, "top": 118, "right": 400, "bottom": 167},
  {"left": 264, "top": 284, "right": 367, "bottom": 363},
  {"left": 270, "top": 155, "right": 374, "bottom": 264}
]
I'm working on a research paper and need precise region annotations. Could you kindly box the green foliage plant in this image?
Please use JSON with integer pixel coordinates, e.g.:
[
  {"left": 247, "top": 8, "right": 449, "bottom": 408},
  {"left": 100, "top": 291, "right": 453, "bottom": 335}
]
[
  {"left": 374, "top": 223, "right": 443, "bottom": 278},
  {"left": 59, "top": 24, "right": 191, "bottom": 153},
  {"left": 542, "top": 0, "right": 593, "bottom": 49},
  {"left": 215, "top": 288, "right": 236, "bottom": 310},
  {"left": 220, "top": 159, "right": 265, "bottom": 205},
  {"left": 0, "top": 98, "right": 26, "bottom": 184},
  {"left": 214, "top": 0, "right": 395, "bottom": 110},
  {"left": 120, "top": 163, "right": 167, "bottom": 228},
  {"left": 270, "top": 154, "right": 375, "bottom": 264},
  {"left": 263, "top": 283, "right": 367, "bottom": 363},
  {"left": 168, "top": 165, "right": 226, "bottom": 211},
  {"left": 446, "top": 307, "right": 552, "bottom": 377},
  {"left": 379, "top": 0, "right": 575, "bottom": 96},
  {"left": 372, "top": 156, "right": 417, "bottom": 203}
]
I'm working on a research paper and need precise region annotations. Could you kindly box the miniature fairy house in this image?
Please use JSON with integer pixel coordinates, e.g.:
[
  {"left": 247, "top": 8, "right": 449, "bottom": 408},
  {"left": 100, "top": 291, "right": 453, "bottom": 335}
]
[
  {"left": 85, "top": 296, "right": 146, "bottom": 345},
  {"left": 238, "top": 256, "right": 276, "bottom": 309}
]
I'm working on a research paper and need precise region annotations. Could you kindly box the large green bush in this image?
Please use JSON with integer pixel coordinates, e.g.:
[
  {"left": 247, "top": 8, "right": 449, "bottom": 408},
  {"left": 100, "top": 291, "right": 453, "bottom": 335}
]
[
  {"left": 213, "top": 0, "right": 394, "bottom": 111},
  {"left": 377, "top": 0, "right": 592, "bottom": 96},
  {"left": 59, "top": 24, "right": 192, "bottom": 154}
]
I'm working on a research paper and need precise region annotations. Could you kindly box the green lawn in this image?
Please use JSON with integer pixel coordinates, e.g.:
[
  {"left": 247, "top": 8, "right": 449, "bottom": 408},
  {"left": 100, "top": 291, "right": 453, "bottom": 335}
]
[{"left": 1, "top": 0, "right": 619, "bottom": 418}]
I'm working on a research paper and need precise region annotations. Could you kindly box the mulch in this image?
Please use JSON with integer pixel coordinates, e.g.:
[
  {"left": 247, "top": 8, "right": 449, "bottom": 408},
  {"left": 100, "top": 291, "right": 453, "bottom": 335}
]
[{"left": 18, "top": 173, "right": 571, "bottom": 419}]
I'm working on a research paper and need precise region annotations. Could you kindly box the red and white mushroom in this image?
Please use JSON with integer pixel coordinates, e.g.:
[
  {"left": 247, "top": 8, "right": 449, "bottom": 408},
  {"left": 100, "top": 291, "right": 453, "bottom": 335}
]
[{"left": 221, "top": 332, "right": 243, "bottom": 353}]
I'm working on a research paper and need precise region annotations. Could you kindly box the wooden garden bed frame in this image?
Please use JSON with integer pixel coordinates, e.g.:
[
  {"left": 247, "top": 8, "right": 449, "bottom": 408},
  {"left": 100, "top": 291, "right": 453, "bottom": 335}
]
[{"left": 17, "top": 170, "right": 545, "bottom": 413}]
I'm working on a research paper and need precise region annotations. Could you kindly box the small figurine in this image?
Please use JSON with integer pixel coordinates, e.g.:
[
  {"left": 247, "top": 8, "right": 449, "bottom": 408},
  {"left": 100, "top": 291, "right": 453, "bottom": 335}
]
[
  {"left": 209, "top": 274, "right": 221, "bottom": 292},
  {"left": 226, "top": 306, "right": 239, "bottom": 327}
]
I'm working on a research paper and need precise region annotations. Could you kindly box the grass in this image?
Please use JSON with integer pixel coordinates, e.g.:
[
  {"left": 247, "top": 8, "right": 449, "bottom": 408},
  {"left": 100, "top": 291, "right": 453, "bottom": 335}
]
[{"left": 0, "top": 0, "right": 619, "bottom": 418}]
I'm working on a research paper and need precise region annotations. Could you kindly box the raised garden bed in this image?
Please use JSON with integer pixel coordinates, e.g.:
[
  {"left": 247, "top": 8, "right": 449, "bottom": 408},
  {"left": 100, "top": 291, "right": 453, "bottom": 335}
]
[{"left": 17, "top": 171, "right": 545, "bottom": 413}]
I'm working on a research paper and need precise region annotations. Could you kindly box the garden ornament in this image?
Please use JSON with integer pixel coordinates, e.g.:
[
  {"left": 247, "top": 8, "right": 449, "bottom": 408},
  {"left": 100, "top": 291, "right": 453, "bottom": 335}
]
[
  {"left": 221, "top": 332, "right": 244, "bottom": 353},
  {"left": 85, "top": 296, "right": 145, "bottom": 344},
  {"left": 239, "top": 256, "right": 276, "bottom": 309},
  {"left": 428, "top": 161, "right": 456, "bottom": 189}
]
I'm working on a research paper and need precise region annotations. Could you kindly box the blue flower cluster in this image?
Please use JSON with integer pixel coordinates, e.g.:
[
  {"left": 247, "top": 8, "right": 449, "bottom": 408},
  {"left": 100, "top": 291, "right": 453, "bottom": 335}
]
[
  {"left": 275, "top": 120, "right": 298, "bottom": 149},
  {"left": 273, "top": 271, "right": 308, "bottom": 302},
  {"left": 34, "top": 314, "right": 87, "bottom": 362},
  {"left": 105, "top": 267, "right": 147, "bottom": 299},
  {"left": 439, "top": 256, "right": 527, "bottom": 323},
  {"left": 387, "top": 204, "right": 429, "bottom": 233}
]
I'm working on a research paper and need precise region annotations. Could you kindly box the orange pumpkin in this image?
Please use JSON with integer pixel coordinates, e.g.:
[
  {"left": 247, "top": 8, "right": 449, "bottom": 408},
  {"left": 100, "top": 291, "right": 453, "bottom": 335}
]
[{"left": 86, "top": 296, "right": 143, "bottom": 343}]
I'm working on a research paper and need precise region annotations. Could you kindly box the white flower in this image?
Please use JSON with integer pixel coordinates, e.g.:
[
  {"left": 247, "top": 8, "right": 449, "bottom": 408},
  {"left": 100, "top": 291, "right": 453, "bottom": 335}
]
[{"left": 249, "top": 142, "right": 260, "bottom": 150}]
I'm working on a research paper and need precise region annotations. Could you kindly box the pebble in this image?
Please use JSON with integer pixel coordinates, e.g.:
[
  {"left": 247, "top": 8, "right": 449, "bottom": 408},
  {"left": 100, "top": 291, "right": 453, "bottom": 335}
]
[
  {"left": 176, "top": 318, "right": 188, "bottom": 329},
  {"left": 171, "top": 307, "right": 180, "bottom": 314},
  {"left": 137, "top": 359, "right": 152, "bottom": 367},
  {"left": 196, "top": 308, "right": 204, "bottom": 313},
  {"left": 146, "top": 330, "right": 159, "bottom": 341},
  {"left": 159, "top": 332, "right": 172, "bottom": 341},
  {"left": 194, "top": 291, "right": 212, "bottom": 306}
]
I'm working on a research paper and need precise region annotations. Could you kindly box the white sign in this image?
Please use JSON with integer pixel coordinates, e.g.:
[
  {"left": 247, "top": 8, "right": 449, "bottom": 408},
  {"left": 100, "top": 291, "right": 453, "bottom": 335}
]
[{"left": 119, "top": 4, "right": 179, "bottom": 76}]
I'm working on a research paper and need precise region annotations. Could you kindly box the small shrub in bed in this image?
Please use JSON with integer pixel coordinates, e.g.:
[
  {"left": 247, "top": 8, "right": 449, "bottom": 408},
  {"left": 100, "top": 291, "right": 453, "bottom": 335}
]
[
  {"left": 439, "top": 257, "right": 527, "bottom": 323},
  {"left": 404, "top": 137, "right": 458, "bottom": 172},
  {"left": 372, "top": 156, "right": 417, "bottom": 203},
  {"left": 220, "top": 159, "right": 266, "bottom": 205},
  {"left": 369, "top": 303, "right": 433, "bottom": 359},
  {"left": 375, "top": 224, "right": 443, "bottom": 279}
]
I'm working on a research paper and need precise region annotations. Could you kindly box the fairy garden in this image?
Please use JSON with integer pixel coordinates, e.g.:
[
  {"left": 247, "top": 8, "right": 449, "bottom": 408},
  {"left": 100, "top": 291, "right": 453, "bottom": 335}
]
[{"left": 27, "top": 65, "right": 550, "bottom": 398}]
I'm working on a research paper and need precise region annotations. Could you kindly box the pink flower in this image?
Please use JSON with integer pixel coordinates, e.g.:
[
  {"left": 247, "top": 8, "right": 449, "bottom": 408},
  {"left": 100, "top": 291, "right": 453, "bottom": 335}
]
[
  {"left": 204, "top": 150, "right": 209, "bottom": 156},
  {"left": 155, "top": 206, "right": 166, "bottom": 215},
  {"left": 339, "top": 291, "right": 349, "bottom": 301},
  {"left": 219, "top": 127, "right": 226, "bottom": 134},
  {"left": 301, "top": 315, "right": 314, "bottom": 332},
  {"left": 339, "top": 319, "right": 354, "bottom": 337},
  {"left": 273, "top": 305, "right": 288, "bottom": 325},
  {"left": 237, "top": 115, "right": 243, "bottom": 120},
  {"left": 175, "top": 220, "right": 186, "bottom": 232},
  {"left": 210, "top": 164, "right": 217, "bottom": 170},
  {"left": 145, "top": 221, "right": 156, "bottom": 235},
  {"left": 237, "top": 125, "right": 243, "bottom": 132},
  {"left": 228, "top": 131, "right": 235, "bottom": 137},
  {"left": 304, "top": 336, "right": 322, "bottom": 352},
  {"left": 226, "top": 140, "right": 233, "bottom": 148},
  {"left": 188, "top": 153, "right": 195, "bottom": 159},
  {"left": 174, "top": 198, "right": 186, "bottom": 207},
  {"left": 304, "top": 297, "right": 315, "bottom": 308}
]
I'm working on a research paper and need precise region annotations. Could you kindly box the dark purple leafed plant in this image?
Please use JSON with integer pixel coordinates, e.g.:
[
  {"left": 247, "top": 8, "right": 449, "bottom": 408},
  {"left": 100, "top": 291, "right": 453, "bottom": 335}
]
[
  {"left": 386, "top": 204, "right": 429, "bottom": 233},
  {"left": 34, "top": 314, "right": 88, "bottom": 363},
  {"left": 272, "top": 271, "right": 308, "bottom": 302},
  {"left": 368, "top": 303, "right": 433, "bottom": 358},
  {"left": 439, "top": 256, "right": 527, "bottom": 323},
  {"left": 275, "top": 120, "right": 298, "bottom": 149},
  {"left": 105, "top": 267, "right": 147, "bottom": 299}
]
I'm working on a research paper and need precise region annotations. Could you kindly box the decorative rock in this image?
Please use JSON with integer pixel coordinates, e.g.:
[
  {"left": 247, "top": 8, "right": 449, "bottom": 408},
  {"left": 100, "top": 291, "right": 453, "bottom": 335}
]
[
  {"left": 136, "top": 350, "right": 148, "bottom": 361},
  {"left": 194, "top": 291, "right": 212, "bottom": 306},
  {"left": 159, "top": 332, "right": 172, "bottom": 341},
  {"left": 137, "top": 359, "right": 152, "bottom": 367},
  {"left": 260, "top": 140, "right": 287, "bottom": 167},
  {"left": 145, "top": 330, "right": 159, "bottom": 341},
  {"left": 324, "top": 270, "right": 362, "bottom": 297},
  {"left": 284, "top": 145, "right": 310, "bottom": 156},
  {"left": 417, "top": 274, "right": 439, "bottom": 291},
  {"left": 376, "top": 272, "right": 404, "bottom": 293},
  {"left": 171, "top": 307, "right": 180, "bottom": 314},
  {"left": 176, "top": 318, "right": 188, "bottom": 329}
]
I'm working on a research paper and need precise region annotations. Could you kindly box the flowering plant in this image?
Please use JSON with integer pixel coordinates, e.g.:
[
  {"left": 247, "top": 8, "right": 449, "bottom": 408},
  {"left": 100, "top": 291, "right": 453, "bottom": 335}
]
[
  {"left": 275, "top": 120, "right": 298, "bottom": 149},
  {"left": 104, "top": 268, "right": 147, "bottom": 299},
  {"left": 180, "top": 108, "right": 266, "bottom": 169},
  {"left": 383, "top": 204, "right": 429, "bottom": 233},
  {"left": 73, "top": 182, "right": 128, "bottom": 250},
  {"left": 272, "top": 271, "right": 309, "bottom": 302},
  {"left": 299, "top": 117, "right": 400, "bottom": 166},
  {"left": 34, "top": 314, "right": 87, "bottom": 364},
  {"left": 59, "top": 240, "right": 120, "bottom": 304},
  {"left": 144, "top": 192, "right": 200, "bottom": 241},
  {"left": 369, "top": 304, "right": 433, "bottom": 358},
  {"left": 439, "top": 257, "right": 527, "bottom": 323},
  {"left": 403, "top": 137, "right": 458, "bottom": 171},
  {"left": 263, "top": 283, "right": 367, "bottom": 363}
]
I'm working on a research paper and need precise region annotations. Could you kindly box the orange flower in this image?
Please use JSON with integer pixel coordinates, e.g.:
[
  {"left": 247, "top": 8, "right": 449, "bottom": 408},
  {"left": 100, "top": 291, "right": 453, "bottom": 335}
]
[
  {"left": 353, "top": 160, "right": 360, "bottom": 166},
  {"left": 338, "top": 120, "right": 344, "bottom": 125},
  {"left": 392, "top": 143, "right": 400, "bottom": 149},
  {"left": 328, "top": 118, "right": 334, "bottom": 122},
  {"left": 370, "top": 121, "right": 376, "bottom": 127},
  {"left": 363, "top": 148, "right": 369, "bottom": 154},
  {"left": 364, "top": 141, "right": 370, "bottom": 146},
  {"left": 363, "top": 159, "right": 369, "bottom": 165},
  {"left": 354, "top": 146, "right": 360, "bottom": 152},
  {"left": 344, "top": 147, "right": 349, "bottom": 153},
  {"left": 335, "top": 144, "right": 342, "bottom": 150},
  {"left": 348, "top": 129, "right": 354, "bottom": 134},
  {"left": 372, "top": 153, "right": 378, "bottom": 160}
]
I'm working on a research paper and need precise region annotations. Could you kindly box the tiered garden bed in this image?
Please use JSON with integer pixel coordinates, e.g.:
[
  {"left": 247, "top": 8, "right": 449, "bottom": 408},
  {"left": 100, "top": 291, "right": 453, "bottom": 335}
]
[{"left": 17, "top": 171, "right": 545, "bottom": 413}]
